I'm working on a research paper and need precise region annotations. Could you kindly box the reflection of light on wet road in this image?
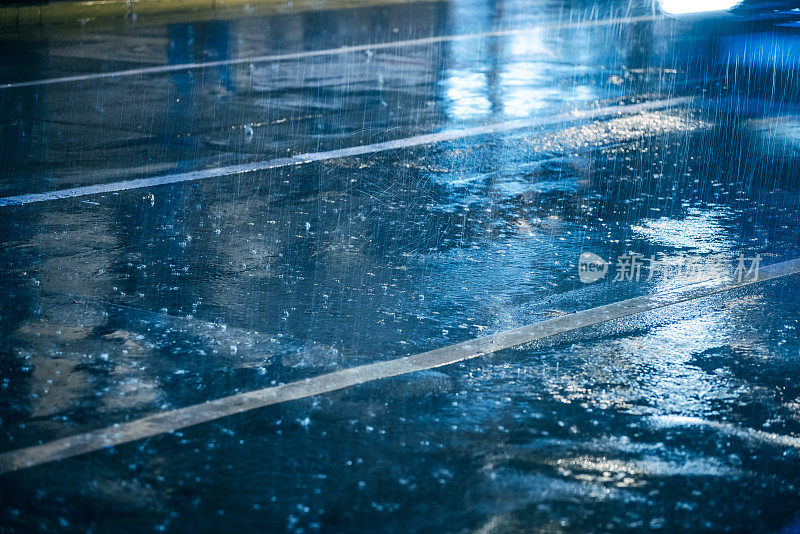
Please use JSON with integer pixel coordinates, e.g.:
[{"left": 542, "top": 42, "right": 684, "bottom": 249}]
[
  {"left": 558, "top": 313, "right": 738, "bottom": 417},
  {"left": 659, "top": 0, "right": 742, "bottom": 15},
  {"left": 442, "top": 70, "right": 492, "bottom": 118},
  {"left": 631, "top": 207, "right": 734, "bottom": 254}
]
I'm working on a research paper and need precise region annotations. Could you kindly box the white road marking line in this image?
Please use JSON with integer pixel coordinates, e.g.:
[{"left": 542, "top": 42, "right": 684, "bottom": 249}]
[
  {"left": 1, "top": 257, "right": 798, "bottom": 474},
  {"left": 0, "top": 14, "right": 661, "bottom": 90},
  {"left": 0, "top": 97, "right": 691, "bottom": 207}
]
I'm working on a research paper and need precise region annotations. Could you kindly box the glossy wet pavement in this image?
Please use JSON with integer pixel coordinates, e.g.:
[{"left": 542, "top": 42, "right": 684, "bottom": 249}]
[{"left": 1, "top": 0, "right": 800, "bottom": 531}]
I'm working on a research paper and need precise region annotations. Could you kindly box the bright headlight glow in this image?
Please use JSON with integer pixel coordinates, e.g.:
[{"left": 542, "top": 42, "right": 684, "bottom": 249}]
[{"left": 658, "top": 0, "right": 742, "bottom": 15}]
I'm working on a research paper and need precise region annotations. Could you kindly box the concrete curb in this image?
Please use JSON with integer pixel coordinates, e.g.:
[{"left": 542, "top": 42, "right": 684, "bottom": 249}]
[{"left": 0, "top": 0, "right": 420, "bottom": 27}]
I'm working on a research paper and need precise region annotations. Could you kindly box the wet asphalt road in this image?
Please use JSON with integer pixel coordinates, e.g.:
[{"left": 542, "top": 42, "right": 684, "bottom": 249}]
[{"left": 1, "top": 0, "right": 800, "bottom": 531}]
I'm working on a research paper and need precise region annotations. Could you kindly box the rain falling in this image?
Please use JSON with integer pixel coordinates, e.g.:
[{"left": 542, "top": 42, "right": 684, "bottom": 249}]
[{"left": 1, "top": 0, "right": 799, "bottom": 531}]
